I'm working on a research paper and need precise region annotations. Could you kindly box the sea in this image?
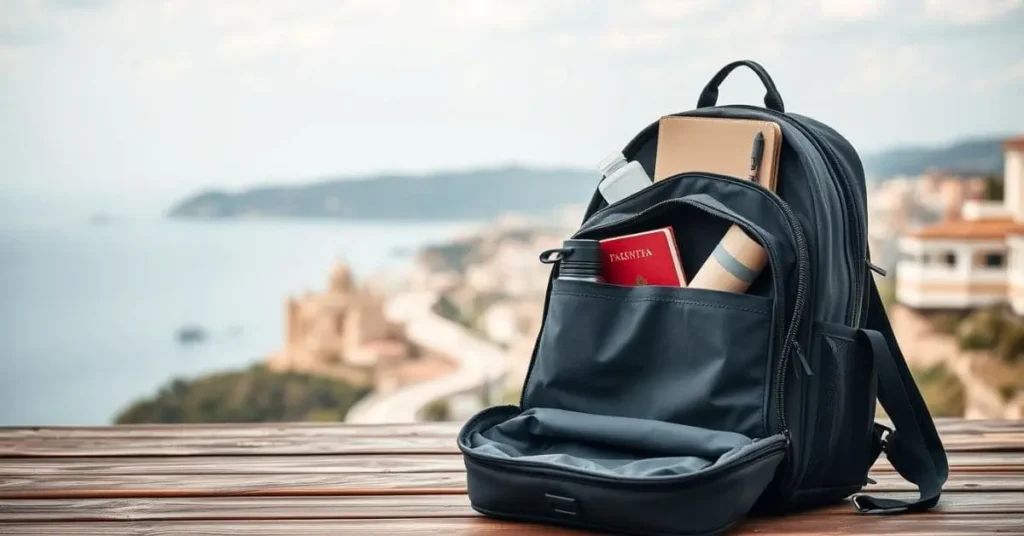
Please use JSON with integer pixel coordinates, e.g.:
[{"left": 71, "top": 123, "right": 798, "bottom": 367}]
[{"left": 0, "top": 198, "right": 475, "bottom": 426}]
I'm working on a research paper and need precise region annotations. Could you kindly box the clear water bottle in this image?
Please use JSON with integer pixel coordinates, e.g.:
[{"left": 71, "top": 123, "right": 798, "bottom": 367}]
[{"left": 539, "top": 239, "right": 605, "bottom": 283}]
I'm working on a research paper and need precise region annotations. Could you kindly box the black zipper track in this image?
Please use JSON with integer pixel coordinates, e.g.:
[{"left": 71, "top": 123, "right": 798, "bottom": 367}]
[
  {"left": 729, "top": 105, "right": 867, "bottom": 324},
  {"left": 724, "top": 106, "right": 873, "bottom": 494},
  {"left": 461, "top": 406, "right": 789, "bottom": 488},
  {"left": 518, "top": 172, "right": 809, "bottom": 440}
]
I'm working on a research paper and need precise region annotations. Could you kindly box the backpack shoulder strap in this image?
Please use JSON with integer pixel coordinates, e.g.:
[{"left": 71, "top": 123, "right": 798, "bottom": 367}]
[{"left": 851, "top": 278, "right": 949, "bottom": 514}]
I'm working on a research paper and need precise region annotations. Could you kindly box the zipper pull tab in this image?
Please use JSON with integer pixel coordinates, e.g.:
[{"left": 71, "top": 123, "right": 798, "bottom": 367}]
[
  {"left": 793, "top": 342, "right": 813, "bottom": 377},
  {"left": 867, "top": 260, "right": 887, "bottom": 277}
]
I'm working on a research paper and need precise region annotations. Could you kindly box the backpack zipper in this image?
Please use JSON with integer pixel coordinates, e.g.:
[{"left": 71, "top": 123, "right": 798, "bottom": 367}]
[
  {"left": 460, "top": 409, "right": 786, "bottom": 487},
  {"left": 467, "top": 438, "right": 787, "bottom": 488},
  {"left": 728, "top": 105, "right": 866, "bottom": 325}
]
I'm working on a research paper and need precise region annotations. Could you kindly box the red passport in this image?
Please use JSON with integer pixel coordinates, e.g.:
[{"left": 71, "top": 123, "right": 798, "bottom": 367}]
[{"left": 599, "top": 227, "right": 687, "bottom": 287}]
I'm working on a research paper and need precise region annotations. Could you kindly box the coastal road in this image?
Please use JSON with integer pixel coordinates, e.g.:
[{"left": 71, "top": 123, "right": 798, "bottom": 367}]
[{"left": 344, "top": 292, "right": 511, "bottom": 424}]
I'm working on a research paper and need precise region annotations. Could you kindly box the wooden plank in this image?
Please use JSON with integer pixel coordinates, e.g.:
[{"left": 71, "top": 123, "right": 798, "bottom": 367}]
[
  {"left": 4, "top": 431, "right": 1022, "bottom": 457},
  {"left": 1, "top": 492, "right": 1021, "bottom": 522},
  {"left": 0, "top": 418, "right": 1015, "bottom": 440},
  {"left": 0, "top": 472, "right": 468, "bottom": 499},
  {"left": 0, "top": 422, "right": 463, "bottom": 439},
  {"left": 1, "top": 469, "right": 1022, "bottom": 499},
  {"left": 0, "top": 494, "right": 476, "bottom": 521},
  {"left": 741, "top": 513, "right": 1024, "bottom": 535},
  {"left": 866, "top": 471, "right": 1024, "bottom": 492},
  {"left": 0, "top": 435, "right": 461, "bottom": 457},
  {"left": 927, "top": 418, "right": 1024, "bottom": 434},
  {"left": 0, "top": 519, "right": 584, "bottom": 535},
  {"left": 0, "top": 454, "right": 467, "bottom": 476},
  {"left": 1, "top": 419, "right": 1022, "bottom": 458},
  {"left": 1, "top": 451, "right": 1020, "bottom": 477},
  {"left": 872, "top": 451, "right": 1024, "bottom": 472},
  {"left": 1, "top": 515, "right": 1021, "bottom": 535},
  {"left": 939, "top": 433, "right": 1024, "bottom": 452}
]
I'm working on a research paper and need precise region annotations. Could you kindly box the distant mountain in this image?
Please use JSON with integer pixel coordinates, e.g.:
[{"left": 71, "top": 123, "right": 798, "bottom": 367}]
[
  {"left": 169, "top": 136, "right": 1011, "bottom": 221},
  {"left": 168, "top": 166, "right": 598, "bottom": 221},
  {"left": 861, "top": 136, "right": 1006, "bottom": 180}
]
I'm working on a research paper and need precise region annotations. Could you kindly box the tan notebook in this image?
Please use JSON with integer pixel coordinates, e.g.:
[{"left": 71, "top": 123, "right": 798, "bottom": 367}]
[{"left": 653, "top": 116, "right": 783, "bottom": 192}]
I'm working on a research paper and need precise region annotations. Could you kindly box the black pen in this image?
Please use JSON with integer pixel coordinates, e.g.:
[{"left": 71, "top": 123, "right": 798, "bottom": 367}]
[{"left": 748, "top": 131, "right": 765, "bottom": 182}]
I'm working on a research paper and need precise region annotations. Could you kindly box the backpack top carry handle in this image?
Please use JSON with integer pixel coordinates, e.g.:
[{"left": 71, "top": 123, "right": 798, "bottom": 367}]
[{"left": 696, "top": 59, "right": 785, "bottom": 113}]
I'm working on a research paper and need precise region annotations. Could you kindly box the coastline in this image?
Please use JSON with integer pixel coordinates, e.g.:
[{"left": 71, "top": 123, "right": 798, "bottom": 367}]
[{"left": 0, "top": 217, "right": 474, "bottom": 426}]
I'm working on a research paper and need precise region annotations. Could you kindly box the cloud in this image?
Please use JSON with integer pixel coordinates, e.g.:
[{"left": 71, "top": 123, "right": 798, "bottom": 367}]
[
  {"left": 0, "top": 1, "right": 58, "bottom": 46},
  {"left": 819, "top": 0, "right": 887, "bottom": 21},
  {"left": 971, "top": 59, "right": 1024, "bottom": 91},
  {"left": 598, "top": 27, "right": 670, "bottom": 52},
  {"left": 446, "top": 0, "right": 579, "bottom": 31},
  {"left": 838, "top": 44, "right": 940, "bottom": 95},
  {"left": 0, "top": 0, "right": 114, "bottom": 47},
  {"left": 638, "top": 0, "right": 719, "bottom": 20},
  {"left": 139, "top": 53, "right": 191, "bottom": 83},
  {"left": 216, "top": 22, "right": 336, "bottom": 61},
  {"left": 46, "top": 0, "right": 111, "bottom": 10},
  {"left": 924, "top": 0, "right": 1022, "bottom": 24}
]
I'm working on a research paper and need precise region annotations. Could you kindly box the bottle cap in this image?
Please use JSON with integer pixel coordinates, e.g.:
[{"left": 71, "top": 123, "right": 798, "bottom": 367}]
[
  {"left": 561, "top": 239, "right": 602, "bottom": 263},
  {"left": 597, "top": 153, "right": 628, "bottom": 177},
  {"left": 557, "top": 239, "right": 603, "bottom": 281}
]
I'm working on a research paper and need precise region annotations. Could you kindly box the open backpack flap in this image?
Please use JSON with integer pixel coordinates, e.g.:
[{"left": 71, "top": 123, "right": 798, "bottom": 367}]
[{"left": 457, "top": 60, "right": 949, "bottom": 535}]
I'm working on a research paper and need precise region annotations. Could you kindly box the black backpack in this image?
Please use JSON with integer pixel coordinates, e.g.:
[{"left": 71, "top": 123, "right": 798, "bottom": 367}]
[{"left": 457, "top": 60, "right": 949, "bottom": 535}]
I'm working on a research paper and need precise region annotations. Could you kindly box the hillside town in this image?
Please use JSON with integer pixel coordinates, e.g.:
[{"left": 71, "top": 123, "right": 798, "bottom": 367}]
[{"left": 266, "top": 136, "right": 1024, "bottom": 423}]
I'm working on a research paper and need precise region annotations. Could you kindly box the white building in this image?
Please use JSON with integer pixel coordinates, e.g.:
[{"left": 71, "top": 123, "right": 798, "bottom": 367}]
[{"left": 896, "top": 137, "right": 1024, "bottom": 314}]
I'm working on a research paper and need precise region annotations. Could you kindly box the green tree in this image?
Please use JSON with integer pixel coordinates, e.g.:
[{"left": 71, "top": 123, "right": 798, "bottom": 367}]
[
  {"left": 982, "top": 175, "right": 1005, "bottom": 201},
  {"left": 912, "top": 364, "right": 966, "bottom": 417},
  {"left": 115, "top": 365, "right": 370, "bottom": 424}
]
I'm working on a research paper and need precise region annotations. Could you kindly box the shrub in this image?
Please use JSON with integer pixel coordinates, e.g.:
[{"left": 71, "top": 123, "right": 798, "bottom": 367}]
[
  {"left": 115, "top": 365, "right": 370, "bottom": 424},
  {"left": 929, "top": 312, "right": 965, "bottom": 334},
  {"left": 911, "top": 364, "right": 966, "bottom": 417},
  {"left": 956, "top": 307, "right": 1003, "bottom": 351},
  {"left": 422, "top": 399, "right": 451, "bottom": 422},
  {"left": 996, "top": 321, "right": 1024, "bottom": 363}
]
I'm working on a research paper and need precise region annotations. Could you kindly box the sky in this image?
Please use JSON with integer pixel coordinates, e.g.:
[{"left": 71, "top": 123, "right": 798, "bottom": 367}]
[{"left": 1, "top": 0, "right": 1023, "bottom": 214}]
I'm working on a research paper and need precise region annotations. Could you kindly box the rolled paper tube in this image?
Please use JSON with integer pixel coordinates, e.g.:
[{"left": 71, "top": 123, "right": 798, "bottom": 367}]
[{"left": 688, "top": 224, "right": 767, "bottom": 293}]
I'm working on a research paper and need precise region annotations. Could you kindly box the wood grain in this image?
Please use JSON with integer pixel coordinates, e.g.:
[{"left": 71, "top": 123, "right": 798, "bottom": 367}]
[
  {"left": 1, "top": 515, "right": 1022, "bottom": 535},
  {"left": 0, "top": 422, "right": 463, "bottom": 439},
  {"left": 1, "top": 469, "right": 1022, "bottom": 499},
  {"left": 1, "top": 452, "right": 1020, "bottom": 477},
  {"left": 2, "top": 422, "right": 1022, "bottom": 457},
  {"left": 0, "top": 494, "right": 476, "bottom": 521},
  {"left": 0, "top": 518, "right": 587, "bottom": 535},
  {"left": 0, "top": 417, "right": 1013, "bottom": 439},
  {"left": 740, "top": 513, "right": 1024, "bottom": 535},
  {"left": 0, "top": 420, "right": 1021, "bottom": 534},
  {"left": 0, "top": 472, "right": 468, "bottom": 498},
  {"left": 0, "top": 454, "right": 466, "bottom": 476},
  {"left": 0, "top": 435, "right": 459, "bottom": 457},
  {"left": 1, "top": 492, "right": 1022, "bottom": 522}
]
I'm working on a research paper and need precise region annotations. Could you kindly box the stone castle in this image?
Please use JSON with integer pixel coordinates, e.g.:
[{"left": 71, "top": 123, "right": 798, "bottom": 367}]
[{"left": 267, "top": 263, "right": 456, "bottom": 393}]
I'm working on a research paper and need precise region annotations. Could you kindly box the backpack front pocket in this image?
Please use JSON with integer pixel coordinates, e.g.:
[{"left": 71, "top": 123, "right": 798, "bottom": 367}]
[
  {"left": 522, "top": 279, "right": 775, "bottom": 439},
  {"left": 521, "top": 175, "right": 811, "bottom": 441},
  {"left": 459, "top": 405, "right": 787, "bottom": 536}
]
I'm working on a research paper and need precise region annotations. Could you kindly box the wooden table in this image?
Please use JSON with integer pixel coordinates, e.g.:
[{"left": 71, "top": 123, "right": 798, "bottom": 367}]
[{"left": 0, "top": 419, "right": 1022, "bottom": 534}]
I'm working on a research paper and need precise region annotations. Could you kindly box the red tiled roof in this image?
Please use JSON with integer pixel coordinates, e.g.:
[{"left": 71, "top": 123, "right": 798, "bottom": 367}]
[
  {"left": 908, "top": 217, "right": 1024, "bottom": 240},
  {"left": 1005, "top": 136, "right": 1024, "bottom": 150}
]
